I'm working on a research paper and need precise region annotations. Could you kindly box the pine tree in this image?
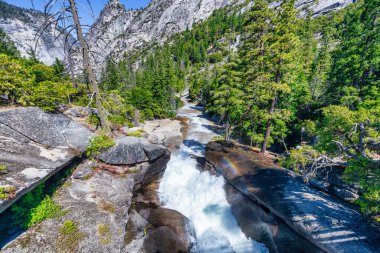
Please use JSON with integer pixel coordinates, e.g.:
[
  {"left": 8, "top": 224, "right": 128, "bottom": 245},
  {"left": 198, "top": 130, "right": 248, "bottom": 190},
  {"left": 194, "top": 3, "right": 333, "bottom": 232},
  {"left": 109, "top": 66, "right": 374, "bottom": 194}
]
[
  {"left": 241, "top": 0, "right": 301, "bottom": 153},
  {"left": 260, "top": 0, "right": 301, "bottom": 153},
  {"left": 210, "top": 55, "right": 244, "bottom": 141},
  {"left": 328, "top": 0, "right": 379, "bottom": 108}
]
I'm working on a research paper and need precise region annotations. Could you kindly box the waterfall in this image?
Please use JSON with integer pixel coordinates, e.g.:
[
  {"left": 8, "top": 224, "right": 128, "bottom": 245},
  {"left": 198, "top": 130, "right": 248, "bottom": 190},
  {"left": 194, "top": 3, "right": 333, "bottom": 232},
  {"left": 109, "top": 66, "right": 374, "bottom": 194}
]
[{"left": 158, "top": 101, "right": 268, "bottom": 253}]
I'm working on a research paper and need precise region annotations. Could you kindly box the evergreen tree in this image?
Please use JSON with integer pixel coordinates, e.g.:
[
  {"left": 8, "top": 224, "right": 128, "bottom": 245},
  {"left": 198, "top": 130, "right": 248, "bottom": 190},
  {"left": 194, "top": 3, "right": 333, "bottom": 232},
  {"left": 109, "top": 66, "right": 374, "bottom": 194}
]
[
  {"left": 52, "top": 58, "right": 66, "bottom": 77},
  {"left": 328, "top": 0, "right": 380, "bottom": 108},
  {"left": 209, "top": 55, "right": 244, "bottom": 140}
]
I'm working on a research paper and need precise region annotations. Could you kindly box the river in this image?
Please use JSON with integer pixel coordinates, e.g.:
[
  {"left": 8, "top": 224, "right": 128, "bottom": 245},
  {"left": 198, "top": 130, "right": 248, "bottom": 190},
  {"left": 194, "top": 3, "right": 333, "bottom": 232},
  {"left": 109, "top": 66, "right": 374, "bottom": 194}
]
[{"left": 158, "top": 100, "right": 269, "bottom": 253}]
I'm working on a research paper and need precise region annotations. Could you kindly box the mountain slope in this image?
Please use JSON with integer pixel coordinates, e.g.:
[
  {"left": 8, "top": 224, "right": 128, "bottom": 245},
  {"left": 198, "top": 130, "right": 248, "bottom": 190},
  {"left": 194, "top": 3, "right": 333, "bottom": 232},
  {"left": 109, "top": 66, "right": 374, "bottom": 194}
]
[
  {"left": 82, "top": 0, "right": 353, "bottom": 74},
  {"left": 78, "top": 0, "right": 244, "bottom": 73},
  {"left": 0, "top": 0, "right": 67, "bottom": 65}
]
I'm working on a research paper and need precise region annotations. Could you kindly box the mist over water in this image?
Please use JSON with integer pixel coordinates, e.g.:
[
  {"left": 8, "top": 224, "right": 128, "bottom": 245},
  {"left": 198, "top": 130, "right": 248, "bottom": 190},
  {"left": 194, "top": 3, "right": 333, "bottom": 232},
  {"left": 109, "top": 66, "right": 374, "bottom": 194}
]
[{"left": 158, "top": 102, "right": 268, "bottom": 253}]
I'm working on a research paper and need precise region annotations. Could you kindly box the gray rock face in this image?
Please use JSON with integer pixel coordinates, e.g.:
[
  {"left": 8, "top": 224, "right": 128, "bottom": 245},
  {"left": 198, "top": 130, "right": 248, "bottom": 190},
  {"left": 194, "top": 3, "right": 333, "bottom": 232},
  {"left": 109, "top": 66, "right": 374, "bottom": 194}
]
[
  {"left": 0, "top": 107, "right": 94, "bottom": 214},
  {"left": 0, "top": 0, "right": 353, "bottom": 67},
  {"left": 0, "top": 1, "right": 69, "bottom": 65},
  {"left": 76, "top": 0, "right": 353, "bottom": 75},
  {"left": 97, "top": 137, "right": 167, "bottom": 165},
  {"left": 2, "top": 144, "right": 172, "bottom": 253},
  {"left": 74, "top": 0, "right": 245, "bottom": 74},
  {"left": 205, "top": 142, "right": 380, "bottom": 253},
  {"left": 297, "top": 0, "right": 353, "bottom": 17}
]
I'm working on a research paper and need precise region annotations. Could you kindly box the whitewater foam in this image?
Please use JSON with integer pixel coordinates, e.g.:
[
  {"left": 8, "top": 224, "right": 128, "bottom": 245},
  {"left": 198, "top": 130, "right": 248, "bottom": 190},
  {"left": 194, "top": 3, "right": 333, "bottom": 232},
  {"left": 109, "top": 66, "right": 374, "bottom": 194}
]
[{"left": 158, "top": 101, "right": 268, "bottom": 253}]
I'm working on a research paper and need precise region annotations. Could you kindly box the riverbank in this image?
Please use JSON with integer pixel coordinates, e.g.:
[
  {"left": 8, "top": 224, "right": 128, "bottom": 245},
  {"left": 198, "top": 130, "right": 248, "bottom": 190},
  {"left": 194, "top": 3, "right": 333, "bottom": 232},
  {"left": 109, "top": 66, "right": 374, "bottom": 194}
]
[
  {"left": 205, "top": 141, "right": 380, "bottom": 253},
  {"left": 0, "top": 106, "right": 190, "bottom": 252}
]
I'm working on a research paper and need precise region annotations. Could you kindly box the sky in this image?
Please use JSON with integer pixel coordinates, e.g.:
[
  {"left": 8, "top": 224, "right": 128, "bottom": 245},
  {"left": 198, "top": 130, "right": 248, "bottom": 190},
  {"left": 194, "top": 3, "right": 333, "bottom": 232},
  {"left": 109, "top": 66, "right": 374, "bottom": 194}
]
[{"left": 4, "top": 0, "right": 151, "bottom": 26}]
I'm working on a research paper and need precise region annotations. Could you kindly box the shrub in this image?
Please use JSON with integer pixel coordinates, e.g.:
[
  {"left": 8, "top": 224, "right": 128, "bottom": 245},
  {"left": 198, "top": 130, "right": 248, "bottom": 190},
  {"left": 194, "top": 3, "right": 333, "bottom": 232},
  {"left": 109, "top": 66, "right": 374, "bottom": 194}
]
[
  {"left": 86, "top": 135, "right": 115, "bottom": 157},
  {"left": 0, "top": 54, "right": 76, "bottom": 111},
  {"left": 27, "top": 196, "right": 64, "bottom": 227},
  {"left": 280, "top": 145, "right": 319, "bottom": 174},
  {"left": 87, "top": 113, "right": 101, "bottom": 126},
  {"left": 108, "top": 114, "right": 128, "bottom": 127},
  {"left": 344, "top": 157, "right": 380, "bottom": 214},
  {"left": 208, "top": 52, "right": 224, "bottom": 63},
  {"left": 19, "top": 80, "right": 76, "bottom": 112}
]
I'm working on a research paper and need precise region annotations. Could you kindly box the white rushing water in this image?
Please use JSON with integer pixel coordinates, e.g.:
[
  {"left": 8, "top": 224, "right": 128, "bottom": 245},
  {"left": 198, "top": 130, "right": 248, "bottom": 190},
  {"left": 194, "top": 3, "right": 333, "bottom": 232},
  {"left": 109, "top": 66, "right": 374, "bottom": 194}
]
[{"left": 158, "top": 101, "right": 268, "bottom": 253}]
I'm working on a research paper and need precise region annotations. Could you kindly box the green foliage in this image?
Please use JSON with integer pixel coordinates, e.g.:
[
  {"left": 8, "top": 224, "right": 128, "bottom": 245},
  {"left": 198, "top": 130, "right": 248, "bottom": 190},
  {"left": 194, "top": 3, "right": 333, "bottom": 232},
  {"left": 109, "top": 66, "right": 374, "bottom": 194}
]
[
  {"left": 98, "top": 6, "right": 244, "bottom": 120},
  {"left": 317, "top": 105, "right": 378, "bottom": 157},
  {"left": 11, "top": 184, "right": 64, "bottom": 229},
  {"left": 0, "top": 28, "right": 19, "bottom": 57},
  {"left": 59, "top": 220, "right": 78, "bottom": 235},
  {"left": 0, "top": 187, "right": 13, "bottom": 200},
  {"left": 0, "top": 54, "right": 76, "bottom": 111},
  {"left": 344, "top": 157, "right": 380, "bottom": 214},
  {"left": 126, "top": 129, "right": 145, "bottom": 137},
  {"left": 26, "top": 196, "right": 63, "bottom": 227},
  {"left": 86, "top": 135, "right": 115, "bottom": 157},
  {"left": 0, "top": 1, "right": 31, "bottom": 22},
  {"left": 280, "top": 145, "right": 319, "bottom": 173},
  {"left": 87, "top": 113, "right": 101, "bottom": 126},
  {"left": 328, "top": 0, "right": 380, "bottom": 106},
  {"left": 52, "top": 58, "right": 66, "bottom": 77}
]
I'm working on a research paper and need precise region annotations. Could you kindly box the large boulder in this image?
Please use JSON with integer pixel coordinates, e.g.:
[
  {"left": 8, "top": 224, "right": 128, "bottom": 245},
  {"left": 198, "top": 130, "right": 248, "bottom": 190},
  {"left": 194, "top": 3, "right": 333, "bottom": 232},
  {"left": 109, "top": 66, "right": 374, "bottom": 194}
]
[
  {"left": 97, "top": 137, "right": 167, "bottom": 165},
  {"left": 123, "top": 208, "right": 195, "bottom": 253},
  {"left": 205, "top": 141, "right": 380, "bottom": 253},
  {"left": 141, "top": 119, "right": 184, "bottom": 150},
  {"left": 2, "top": 145, "right": 172, "bottom": 253},
  {"left": 0, "top": 107, "right": 94, "bottom": 214}
]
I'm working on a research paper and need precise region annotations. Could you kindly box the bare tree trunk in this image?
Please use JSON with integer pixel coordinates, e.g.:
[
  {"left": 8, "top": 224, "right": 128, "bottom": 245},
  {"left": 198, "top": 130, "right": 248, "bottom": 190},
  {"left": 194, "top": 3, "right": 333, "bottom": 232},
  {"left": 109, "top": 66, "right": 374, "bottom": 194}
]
[
  {"left": 66, "top": 45, "right": 77, "bottom": 88},
  {"left": 225, "top": 120, "right": 230, "bottom": 142},
  {"left": 261, "top": 97, "right": 276, "bottom": 153},
  {"left": 68, "top": 0, "right": 110, "bottom": 133}
]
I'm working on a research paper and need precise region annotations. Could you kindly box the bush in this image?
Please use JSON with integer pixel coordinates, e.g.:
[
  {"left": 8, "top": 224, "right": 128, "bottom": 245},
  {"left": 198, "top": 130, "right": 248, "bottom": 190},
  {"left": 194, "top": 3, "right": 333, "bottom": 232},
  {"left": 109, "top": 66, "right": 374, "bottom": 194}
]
[
  {"left": 27, "top": 196, "right": 63, "bottom": 227},
  {"left": 86, "top": 135, "right": 115, "bottom": 157},
  {"left": 108, "top": 114, "right": 128, "bottom": 127},
  {"left": 208, "top": 52, "right": 224, "bottom": 63},
  {"left": 87, "top": 113, "right": 101, "bottom": 126},
  {"left": 344, "top": 157, "right": 380, "bottom": 214},
  {"left": 0, "top": 54, "right": 76, "bottom": 111},
  {"left": 19, "top": 80, "right": 76, "bottom": 112},
  {"left": 280, "top": 145, "right": 319, "bottom": 174}
]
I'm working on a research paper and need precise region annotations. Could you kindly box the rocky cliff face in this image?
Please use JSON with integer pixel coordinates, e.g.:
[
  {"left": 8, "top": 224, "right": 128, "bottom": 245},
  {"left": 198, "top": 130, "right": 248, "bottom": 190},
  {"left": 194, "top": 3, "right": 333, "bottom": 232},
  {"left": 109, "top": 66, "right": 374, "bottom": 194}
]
[
  {"left": 0, "top": 0, "right": 353, "bottom": 67},
  {"left": 80, "top": 0, "right": 354, "bottom": 74},
  {"left": 297, "top": 0, "right": 354, "bottom": 16},
  {"left": 78, "top": 0, "right": 243, "bottom": 73},
  {"left": 0, "top": 1, "right": 67, "bottom": 65}
]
